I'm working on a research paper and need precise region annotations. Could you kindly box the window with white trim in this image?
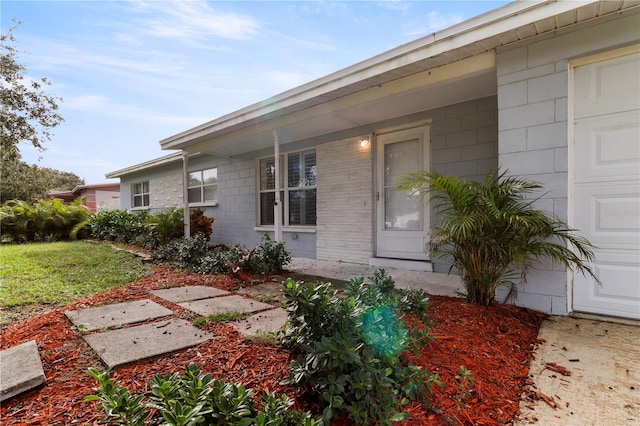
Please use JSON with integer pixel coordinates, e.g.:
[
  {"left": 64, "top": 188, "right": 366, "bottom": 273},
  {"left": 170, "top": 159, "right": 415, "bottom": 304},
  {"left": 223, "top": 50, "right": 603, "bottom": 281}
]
[
  {"left": 259, "top": 150, "right": 316, "bottom": 226},
  {"left": 188, "top": 168, "right": 218, "bottom": 204},
  {"left": 132, "top": 181, "right": 150, "bottom": 208}
]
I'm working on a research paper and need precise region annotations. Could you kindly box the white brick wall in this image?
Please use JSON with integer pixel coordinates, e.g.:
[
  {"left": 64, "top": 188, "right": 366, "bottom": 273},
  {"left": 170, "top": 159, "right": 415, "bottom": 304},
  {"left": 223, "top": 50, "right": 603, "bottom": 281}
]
[{"left": 316, "top": 137, "right": 374, "bottom": 263}]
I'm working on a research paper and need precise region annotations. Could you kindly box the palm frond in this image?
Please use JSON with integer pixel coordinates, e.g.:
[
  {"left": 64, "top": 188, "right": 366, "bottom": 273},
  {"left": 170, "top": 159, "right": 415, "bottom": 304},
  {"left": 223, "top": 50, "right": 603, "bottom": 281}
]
[{"left": 399, "top": 167, "right": 600, "bottom": 305}]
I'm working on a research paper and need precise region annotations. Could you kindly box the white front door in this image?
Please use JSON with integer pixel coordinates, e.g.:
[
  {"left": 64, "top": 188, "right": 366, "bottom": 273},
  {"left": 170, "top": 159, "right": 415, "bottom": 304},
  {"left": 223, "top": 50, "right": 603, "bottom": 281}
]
[
  {"left": 376, "top": 126, "right": 430, "bottom": 260},
  {"left": 572, "top": 48, "right": 640, "bottom": 320}
]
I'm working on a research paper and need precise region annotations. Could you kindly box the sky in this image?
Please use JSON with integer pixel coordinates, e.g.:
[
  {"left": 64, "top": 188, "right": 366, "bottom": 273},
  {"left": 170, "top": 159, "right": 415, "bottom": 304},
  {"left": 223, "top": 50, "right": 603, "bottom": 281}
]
[{"left": 2, "top": 0, "right": 510, "bottom": 184}]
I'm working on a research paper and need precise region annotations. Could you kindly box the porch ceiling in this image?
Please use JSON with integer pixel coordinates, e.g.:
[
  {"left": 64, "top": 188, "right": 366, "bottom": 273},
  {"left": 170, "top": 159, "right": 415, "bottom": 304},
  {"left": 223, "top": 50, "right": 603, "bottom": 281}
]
[
  {"left": 184, "top": 64, "right": 496, "bottom": 157},
  {"left": 160, "top": 0, "right": 638, "bottom": 157}
]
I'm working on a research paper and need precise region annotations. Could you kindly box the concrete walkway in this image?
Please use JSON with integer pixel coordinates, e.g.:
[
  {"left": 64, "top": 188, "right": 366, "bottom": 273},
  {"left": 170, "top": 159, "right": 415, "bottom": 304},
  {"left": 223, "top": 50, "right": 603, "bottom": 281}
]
[{"left": 286, "top": 257, "right": 463, "bottom": 296}]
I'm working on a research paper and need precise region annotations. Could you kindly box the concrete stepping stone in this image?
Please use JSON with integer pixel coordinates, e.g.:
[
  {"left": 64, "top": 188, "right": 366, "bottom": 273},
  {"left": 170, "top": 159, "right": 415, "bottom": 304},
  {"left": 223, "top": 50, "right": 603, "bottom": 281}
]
[
  {"left": 151, "top": 286, "right": 229, "bottom": 303},
  {"left": 82, "top": 319, "right": 213, "bottom": 368},
  {"left": 178, "top": 295, "right": 274, "bottom": 317},
  {"left": 0, "top": 340, "right": 45, "bottom": 402},
  {"left": 229, "top": 308, "right": 288, "bottom": 338},
  {"left": 65, "top": 299, "right": 173, "bottom": 331}
]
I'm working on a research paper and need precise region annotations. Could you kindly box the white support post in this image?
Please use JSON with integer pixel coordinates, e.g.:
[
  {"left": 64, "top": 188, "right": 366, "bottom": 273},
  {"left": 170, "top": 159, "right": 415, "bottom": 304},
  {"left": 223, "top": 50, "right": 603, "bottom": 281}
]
[
  {"left": 182, "top": 152, "right": 190, "bottom": 238},
  {"left": 273, "top": 129, "right": 283, "bottom": 242}
]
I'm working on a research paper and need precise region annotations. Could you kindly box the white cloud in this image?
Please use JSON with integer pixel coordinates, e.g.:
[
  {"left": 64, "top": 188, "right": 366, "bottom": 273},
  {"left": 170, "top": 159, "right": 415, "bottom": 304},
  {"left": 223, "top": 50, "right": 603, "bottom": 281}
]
[
  {"left": 65, "top": 94, "right": 109, "bottom": 110},
  {"left": 376, "top": 0, "right": 412, "bottom": 13},
  {"left": 130, "top": 0, "right": 260, "bottom": 42}
]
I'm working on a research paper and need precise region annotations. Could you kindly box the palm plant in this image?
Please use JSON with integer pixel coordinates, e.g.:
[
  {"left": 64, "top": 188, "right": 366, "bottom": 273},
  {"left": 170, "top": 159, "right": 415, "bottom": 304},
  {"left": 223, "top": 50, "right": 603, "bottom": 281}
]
[{"left": 398, "top": 169, "right": 600, "bottom": 306}]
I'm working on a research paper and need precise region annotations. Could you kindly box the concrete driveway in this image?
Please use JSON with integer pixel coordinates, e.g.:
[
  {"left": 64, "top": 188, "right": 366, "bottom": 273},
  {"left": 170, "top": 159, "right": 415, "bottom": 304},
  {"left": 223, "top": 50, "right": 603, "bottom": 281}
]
[{"left": 517, "top": 316, "right": 639, "bottom": 425}]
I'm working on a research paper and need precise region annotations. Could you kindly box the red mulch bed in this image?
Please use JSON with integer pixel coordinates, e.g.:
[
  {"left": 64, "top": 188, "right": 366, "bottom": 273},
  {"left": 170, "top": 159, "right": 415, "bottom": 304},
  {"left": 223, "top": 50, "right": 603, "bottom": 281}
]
[{"left": 0, "top": 267, "right": 546, "bottom": 425}]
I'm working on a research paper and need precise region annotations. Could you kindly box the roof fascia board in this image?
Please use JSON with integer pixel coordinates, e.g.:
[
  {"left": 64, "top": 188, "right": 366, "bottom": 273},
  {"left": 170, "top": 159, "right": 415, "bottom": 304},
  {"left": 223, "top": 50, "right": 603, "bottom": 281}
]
[
  {"left": 160, "top": 0, "right": 598, "bottom": 150},
  {"left": 105, "top": 152, "right": 183, "bottom": 179}
]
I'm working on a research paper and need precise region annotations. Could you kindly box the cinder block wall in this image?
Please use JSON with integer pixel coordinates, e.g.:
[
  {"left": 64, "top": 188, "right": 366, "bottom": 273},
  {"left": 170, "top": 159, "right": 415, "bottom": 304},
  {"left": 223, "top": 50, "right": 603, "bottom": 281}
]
[
  {"left": 430, "top": 97, "right": 499, "bottom": 273},
  {"left": 431, "top": 97, "right": 498, "bottom": 182},
  {"left": 316, "top": 137, "right": 374, "bottom": 263},
  {"left": 212, "top": 158, "right": 260, "bottom": 248},
  {"left": 495, "top": 12, "right": 639, "bottom": 315}
]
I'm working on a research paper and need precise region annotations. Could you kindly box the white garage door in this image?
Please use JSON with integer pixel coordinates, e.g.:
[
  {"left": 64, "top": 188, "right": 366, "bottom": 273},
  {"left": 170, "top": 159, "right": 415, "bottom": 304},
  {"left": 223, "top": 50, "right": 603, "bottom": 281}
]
[{"left": 572, "top": 48, "right": 640, "bottom": 320}]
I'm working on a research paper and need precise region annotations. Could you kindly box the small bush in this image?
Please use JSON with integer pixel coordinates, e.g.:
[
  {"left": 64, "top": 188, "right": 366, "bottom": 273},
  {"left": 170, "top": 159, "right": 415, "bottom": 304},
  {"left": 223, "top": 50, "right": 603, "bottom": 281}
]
[
  {"left": 190, "top": 208, "right": 214, "bottom": 241},
  {"left": 153, "top": 233, "right": 210, "bottom": 270},
  {"left": 248, "top": 233, "right": 292, "bottom": 274},
  {"left": 399, "top": 169, "right": 599, "bottom": 306},
  {"left": 143, "top": 207, "right": 184, "bottom": 248},
  {"left": 86, "top": 363, "right": 323, "bottom": 426},
  {"left": 154, "top": 233, "right": 291, "bottom": 275},
  {"left": 280, "top": 270, "right": 441, "bottom": 425},
  {"left": 88, "top": 209, "right": 149, "bottom": 243}
]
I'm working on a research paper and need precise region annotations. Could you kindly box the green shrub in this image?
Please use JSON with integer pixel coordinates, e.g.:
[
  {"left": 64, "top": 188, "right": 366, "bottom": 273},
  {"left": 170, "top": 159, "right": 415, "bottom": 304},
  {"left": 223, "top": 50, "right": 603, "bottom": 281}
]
[
  {"left": 0, "top": 198, "right": 91, "bottom": 242},
  {"left": 88, "top": 209, "right": 149, "bottom": 243},
  {"left": 399, "top": 169, "right": 600, "bottom": 306},
  {"left": 248, "top": 233, "right": 292, "bottom": 274},
  {"left": 154, "top": 233, "right": 291, "bottom": 275},
  {"left": 153, "top": 233, "right": 210, "bottom": 270},
  {"left": 280, "top": 270, "right": 441, "bottom": 425},
  {"left": 86, "top": 363, "right": 323, "bottom": 426},
  {"left": 143, "top": 207, "right": 184, "bottom": 248}
]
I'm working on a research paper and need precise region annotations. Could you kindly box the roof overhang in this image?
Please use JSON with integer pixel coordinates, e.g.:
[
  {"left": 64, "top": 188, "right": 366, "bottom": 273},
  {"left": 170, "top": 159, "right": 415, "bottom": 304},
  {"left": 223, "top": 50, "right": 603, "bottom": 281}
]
[
  {"left": 105, "top": 152, "right": 183, "bottom": 179},
  {"left": 158, "top": 0, "right": 637, "bottom": 157}
]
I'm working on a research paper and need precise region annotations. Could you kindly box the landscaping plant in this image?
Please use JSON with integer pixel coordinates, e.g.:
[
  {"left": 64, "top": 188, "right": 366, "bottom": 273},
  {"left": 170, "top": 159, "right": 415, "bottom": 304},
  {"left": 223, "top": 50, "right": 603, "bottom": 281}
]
[
  {"left": 0, "top": 198, "right": 90, "bottom": 242},
  {"left": 398, "top": 169, "right": 600, "bottom": 306},
  {"left": 280, "top": 270, "right": 441, "bottom": 424},
  {"left": 86, "top": 363, "right": 323, "bottom": 426},
  {"left": 143, "top": 207, "right": 184, "bottom": 248},
  {"left": 190, "top": 208, "right": 214, "bottom": 241},
  {"left": 154, "top": 233, "right": 291, "bottom": 275},
  {"left": 84, "top": 209, "right": 149, "bottom": 243}
]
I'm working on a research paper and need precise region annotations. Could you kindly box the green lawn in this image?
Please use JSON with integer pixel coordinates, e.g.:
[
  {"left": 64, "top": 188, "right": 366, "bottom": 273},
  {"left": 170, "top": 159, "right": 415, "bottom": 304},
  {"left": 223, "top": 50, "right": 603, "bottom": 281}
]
[{"left": 0, "top": 241, "right": 153, "bottom": 309}]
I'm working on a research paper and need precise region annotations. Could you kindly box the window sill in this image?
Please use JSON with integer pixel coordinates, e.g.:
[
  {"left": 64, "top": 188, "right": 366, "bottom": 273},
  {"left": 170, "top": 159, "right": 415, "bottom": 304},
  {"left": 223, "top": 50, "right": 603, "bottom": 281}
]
[
  {"left": 131, "top": 207, "right": 150, "bottom": 211},
  {"left": 254, "top": 226, "right": 316, "bottom": 233},
  {"left": 188, "top": 202, "right": 218, "bottom": 208}
]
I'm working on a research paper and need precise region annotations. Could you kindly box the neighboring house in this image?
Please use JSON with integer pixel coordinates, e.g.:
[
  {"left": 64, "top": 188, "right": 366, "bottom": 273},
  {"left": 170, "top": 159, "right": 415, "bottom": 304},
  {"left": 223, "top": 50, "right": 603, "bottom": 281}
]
[
  {"left": 107, "top": 0, "right": 639, "bottom": 320},
  {"left": 47, "top": 183, "right": 121, "bottom": 212}
]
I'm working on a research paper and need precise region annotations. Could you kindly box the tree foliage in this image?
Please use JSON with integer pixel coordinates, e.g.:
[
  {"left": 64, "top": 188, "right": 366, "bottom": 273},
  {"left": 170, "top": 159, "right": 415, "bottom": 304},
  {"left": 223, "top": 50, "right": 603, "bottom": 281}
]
[
  {"left": 1, "top": 22, "right": 64, "bottom": 162},
  {"left": 1, "top": 157, "right": 84, "bottom": 203}
]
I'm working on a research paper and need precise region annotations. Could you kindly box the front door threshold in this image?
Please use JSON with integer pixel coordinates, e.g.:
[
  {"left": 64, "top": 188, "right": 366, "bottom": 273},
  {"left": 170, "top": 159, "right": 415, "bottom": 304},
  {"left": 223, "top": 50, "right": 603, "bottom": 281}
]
[{"left": 368, "top": 258, "right": 433, "bottom": 272}]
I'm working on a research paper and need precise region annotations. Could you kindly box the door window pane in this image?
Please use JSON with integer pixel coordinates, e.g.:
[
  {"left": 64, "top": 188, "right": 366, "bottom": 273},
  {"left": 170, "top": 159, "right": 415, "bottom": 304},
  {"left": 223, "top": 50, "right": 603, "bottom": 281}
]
[{"left": 384, "top": 140, "right": 422, "bottom": 230}]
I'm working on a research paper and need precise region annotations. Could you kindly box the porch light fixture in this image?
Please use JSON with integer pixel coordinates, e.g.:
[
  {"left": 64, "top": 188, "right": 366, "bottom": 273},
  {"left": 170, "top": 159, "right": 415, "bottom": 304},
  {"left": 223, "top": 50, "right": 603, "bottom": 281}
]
[{"left": 359, "top": 138, "right": 369, "bottom": 148}]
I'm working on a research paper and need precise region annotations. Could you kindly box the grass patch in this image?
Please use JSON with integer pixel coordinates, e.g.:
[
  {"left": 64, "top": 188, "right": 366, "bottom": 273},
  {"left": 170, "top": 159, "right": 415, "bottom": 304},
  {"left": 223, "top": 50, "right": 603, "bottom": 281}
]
[
  {"left": 0, "top": 241, "right": 153, "bottom": 309},
  {"left": 193, "top": 311, "right": 250, "bottom": 326}
]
